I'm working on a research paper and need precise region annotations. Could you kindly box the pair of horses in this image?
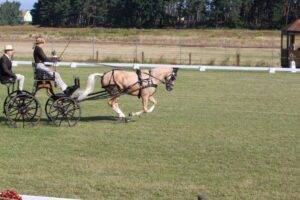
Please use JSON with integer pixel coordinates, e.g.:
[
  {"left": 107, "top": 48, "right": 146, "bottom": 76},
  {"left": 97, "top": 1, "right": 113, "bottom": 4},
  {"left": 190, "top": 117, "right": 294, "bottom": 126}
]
[{"left": 72, "top": 67, "right": 179, "bottom": 120}]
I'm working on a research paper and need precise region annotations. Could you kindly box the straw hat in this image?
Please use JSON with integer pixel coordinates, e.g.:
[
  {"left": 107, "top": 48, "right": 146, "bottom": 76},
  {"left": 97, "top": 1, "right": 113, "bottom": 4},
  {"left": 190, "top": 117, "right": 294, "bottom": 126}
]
[
  {"left": 4, "top": 45, "right": 14, "bottom": 51},
  {"left": 35, "top": 36, "right": 46, "bottom": 44}
]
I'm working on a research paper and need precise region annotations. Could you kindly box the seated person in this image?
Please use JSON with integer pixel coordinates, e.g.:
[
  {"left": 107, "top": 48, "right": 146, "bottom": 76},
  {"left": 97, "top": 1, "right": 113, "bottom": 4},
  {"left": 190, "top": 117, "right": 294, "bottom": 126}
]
[
  {"left": 33, "top": 36, "right": 78, "bottom": 96},
  {"left": 0, "top": 45, "right": 25, "bottom": 91}
]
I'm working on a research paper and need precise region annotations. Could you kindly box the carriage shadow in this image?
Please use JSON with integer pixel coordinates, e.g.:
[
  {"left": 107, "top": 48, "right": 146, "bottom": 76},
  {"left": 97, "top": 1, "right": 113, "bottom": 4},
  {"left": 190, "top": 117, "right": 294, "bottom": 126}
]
[
  {"left": 0, "top": 116, "right": 6, "bottom": 123},
  {"left": 39, "top": 115, "right": 127, "bottom": 124},
  {"left": 0, "top": 115, "right": 134, "bottom": 127}
]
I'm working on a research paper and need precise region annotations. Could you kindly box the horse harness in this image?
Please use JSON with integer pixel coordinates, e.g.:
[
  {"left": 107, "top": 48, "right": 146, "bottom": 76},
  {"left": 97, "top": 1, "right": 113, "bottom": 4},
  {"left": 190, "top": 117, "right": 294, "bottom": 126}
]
[{"left": 102, "top": 69, "right": 158, "bottom": 98}]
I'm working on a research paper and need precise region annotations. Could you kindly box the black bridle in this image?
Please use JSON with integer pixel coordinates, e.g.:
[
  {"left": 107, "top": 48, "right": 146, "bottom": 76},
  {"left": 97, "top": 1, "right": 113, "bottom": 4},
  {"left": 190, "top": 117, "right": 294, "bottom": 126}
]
[
  {"left": 165, "top": 68, "right": 178, "bottom": 91},
  {"left": 148, "top": 68, "right": 178, "bottom": 86}
]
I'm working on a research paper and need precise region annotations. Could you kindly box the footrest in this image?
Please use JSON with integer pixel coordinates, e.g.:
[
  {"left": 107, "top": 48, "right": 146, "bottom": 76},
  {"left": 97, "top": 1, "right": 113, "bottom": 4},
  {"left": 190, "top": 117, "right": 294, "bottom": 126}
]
[{"left": 52, "top": 93, "right": 67, "bottom": 100}]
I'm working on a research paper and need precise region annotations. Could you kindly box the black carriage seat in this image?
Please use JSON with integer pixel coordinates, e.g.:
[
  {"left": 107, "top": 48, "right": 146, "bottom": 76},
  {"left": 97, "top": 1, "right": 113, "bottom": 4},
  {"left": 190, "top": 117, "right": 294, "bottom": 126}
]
[
  {"left": 0, "top": 78, "right": 15, "bottom": 85},
  {"left": 32, "top": 63, "right": 55, "bottom": 81},
  {"left": 0, "top": 77, "right": 17, "bottom": 95},
  {"left": 32, "top": 63, "right": 57, "bottom": 96}
]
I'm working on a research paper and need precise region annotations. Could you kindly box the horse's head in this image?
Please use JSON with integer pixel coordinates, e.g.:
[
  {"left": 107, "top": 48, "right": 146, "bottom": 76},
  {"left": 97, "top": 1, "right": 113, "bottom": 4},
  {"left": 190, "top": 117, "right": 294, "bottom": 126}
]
[{"left": 165, "top": 68, "right": 178, "bottom": 91}]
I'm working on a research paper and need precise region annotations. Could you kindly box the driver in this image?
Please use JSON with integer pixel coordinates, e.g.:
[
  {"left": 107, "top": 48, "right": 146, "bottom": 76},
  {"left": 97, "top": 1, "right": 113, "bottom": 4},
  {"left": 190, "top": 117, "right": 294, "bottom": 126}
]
[
  {"left": 0, "top": 45, "right": 25, "bottom": 91},
  {"left": 33, "top": 36, "right": 78, "bottom": 96}
]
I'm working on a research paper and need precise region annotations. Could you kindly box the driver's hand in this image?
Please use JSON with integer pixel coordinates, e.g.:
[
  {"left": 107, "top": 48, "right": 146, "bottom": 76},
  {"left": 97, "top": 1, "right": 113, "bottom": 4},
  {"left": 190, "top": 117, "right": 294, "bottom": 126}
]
[{"left": 52, "top": 56, "right": 60, "bottom": 62}]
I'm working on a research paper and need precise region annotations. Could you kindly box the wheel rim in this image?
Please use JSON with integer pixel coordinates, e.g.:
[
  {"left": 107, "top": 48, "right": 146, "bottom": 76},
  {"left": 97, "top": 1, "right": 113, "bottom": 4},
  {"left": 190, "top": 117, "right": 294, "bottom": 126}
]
[
  {"left": 49, "top": 97, "right": 81, "bottom": 127},
  {"left": 45, "top": 96, "right": 55, "bottom": 121},
  {"left": 5, "top": 94, "right": 41, "bottom": 127},
  {"left": 3, "top": 91, "right": 31, "bottom": 116}
]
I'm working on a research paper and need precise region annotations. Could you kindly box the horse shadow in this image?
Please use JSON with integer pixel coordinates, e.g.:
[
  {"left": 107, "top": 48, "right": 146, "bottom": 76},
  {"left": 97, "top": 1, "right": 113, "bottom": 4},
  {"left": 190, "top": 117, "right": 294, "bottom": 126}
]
[{"left": 80, "top": 115, "right": 118, "bottom": 122}]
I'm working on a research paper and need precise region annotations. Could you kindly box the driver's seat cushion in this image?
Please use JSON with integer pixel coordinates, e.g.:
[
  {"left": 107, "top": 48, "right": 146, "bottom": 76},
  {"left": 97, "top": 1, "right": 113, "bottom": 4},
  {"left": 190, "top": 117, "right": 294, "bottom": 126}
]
[{"left": 34, "top": 68, "right": 55, "bottom": 81}]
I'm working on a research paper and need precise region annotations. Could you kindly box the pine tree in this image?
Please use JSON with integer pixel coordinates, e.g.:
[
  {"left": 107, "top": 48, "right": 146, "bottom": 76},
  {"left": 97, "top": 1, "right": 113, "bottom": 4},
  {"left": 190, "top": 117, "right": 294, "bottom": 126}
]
[{"left": 0, "top": 1, "right": 22, "bottom": 25}]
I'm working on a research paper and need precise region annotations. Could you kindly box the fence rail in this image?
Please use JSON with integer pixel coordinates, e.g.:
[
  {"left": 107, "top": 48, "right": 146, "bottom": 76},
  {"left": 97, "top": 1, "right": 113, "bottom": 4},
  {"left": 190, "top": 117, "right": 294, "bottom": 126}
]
[
  {"left": 13, "top": 61, "right": 300, "bottom": 73},
  {"left": 4, "top": 36, "right": 286, "bottom": 67}
]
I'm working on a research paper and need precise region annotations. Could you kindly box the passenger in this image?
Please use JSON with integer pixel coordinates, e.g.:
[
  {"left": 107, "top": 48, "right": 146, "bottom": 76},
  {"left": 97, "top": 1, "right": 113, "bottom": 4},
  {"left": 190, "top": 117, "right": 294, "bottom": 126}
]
[{"left": 0, "top": 45, "right": 25, "bottom": 91}]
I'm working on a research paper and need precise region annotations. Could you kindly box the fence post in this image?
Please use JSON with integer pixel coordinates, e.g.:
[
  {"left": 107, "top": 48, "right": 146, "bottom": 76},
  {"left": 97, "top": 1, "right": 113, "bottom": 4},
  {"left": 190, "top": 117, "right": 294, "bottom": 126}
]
[
  {"left": 271, "top": 36, "right": 274, "bottom": 67},
  {"left": 92, "top": 34, "right": 95, "bottom": 61},
  {"left": 96, "top": 51, "right": 99, "bottom": 62},
  {"left": 236, "top": 51, "right": 240, "bottom": 66},
  {"left": 189, "top": 53, "right": 192, "bottom": 65},
  {"left": 141, "top": 52, "right": 145, "bottom": 63},
  {"left": 179, "top": 39, "right": 182, "bottom": 64}
]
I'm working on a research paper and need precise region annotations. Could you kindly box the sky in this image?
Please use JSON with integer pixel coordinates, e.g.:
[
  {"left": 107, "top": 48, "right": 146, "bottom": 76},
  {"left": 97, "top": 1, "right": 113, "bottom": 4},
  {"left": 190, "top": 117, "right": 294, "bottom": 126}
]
[{"left": 0, "top": 0, "right": 37, "bottom": 10}]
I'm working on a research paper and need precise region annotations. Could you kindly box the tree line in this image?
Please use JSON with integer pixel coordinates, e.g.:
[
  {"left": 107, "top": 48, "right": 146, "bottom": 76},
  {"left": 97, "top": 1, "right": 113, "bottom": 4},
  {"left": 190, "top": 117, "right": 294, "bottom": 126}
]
[
  {"left": 0, "top": 1, "right": 21, "bottom": 25},
  {"left": 31, "top": 0, "right": 299, "bottom": 29},
  {"left": 0, "top": 0, "right": 299, "bottom": 29}
]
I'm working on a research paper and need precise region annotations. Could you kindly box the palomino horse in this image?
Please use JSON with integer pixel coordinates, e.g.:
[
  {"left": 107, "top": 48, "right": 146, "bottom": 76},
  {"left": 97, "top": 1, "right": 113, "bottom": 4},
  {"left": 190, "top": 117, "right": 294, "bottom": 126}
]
[{"left": 74, "top": 67, "right": 178, "bottom": 119}]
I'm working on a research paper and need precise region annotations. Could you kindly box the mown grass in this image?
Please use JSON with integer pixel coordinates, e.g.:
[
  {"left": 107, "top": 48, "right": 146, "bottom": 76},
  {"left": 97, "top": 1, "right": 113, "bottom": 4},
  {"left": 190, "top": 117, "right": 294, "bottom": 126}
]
[{"left": 0, "top": 66, "right": 299, "bottom": 199}]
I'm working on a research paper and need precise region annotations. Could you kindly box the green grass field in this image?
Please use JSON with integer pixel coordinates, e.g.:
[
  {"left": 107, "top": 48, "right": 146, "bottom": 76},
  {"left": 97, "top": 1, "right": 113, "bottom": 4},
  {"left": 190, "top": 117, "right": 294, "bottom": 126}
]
[{"left": 0, "top": 66, "right": 299, "bottom": 199}]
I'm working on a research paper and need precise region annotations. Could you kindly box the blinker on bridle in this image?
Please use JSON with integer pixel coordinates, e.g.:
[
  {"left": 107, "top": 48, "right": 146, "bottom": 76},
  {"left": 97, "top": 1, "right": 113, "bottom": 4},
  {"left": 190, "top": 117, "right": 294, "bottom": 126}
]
[{"left": 165, "top": 68, "right": 178, "bottom": 83}]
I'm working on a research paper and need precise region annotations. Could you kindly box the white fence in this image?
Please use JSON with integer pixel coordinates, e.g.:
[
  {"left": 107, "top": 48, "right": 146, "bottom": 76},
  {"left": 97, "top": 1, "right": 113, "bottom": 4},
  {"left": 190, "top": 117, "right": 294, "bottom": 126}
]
[
  {"left": 21, "top": 195, "right": 78, "bottom": 200},
  {"left": 13, "top": 61, "right": 300, "bottom": 74}
]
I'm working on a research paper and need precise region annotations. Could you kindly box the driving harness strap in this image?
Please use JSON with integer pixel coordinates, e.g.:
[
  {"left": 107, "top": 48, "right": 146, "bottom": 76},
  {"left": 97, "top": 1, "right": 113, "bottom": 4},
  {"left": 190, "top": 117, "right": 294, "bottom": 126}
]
[
  {"left": 136, "top": 69, "right": 143, "bottom": 98},
  {"left": 103, "top": 69, "right": 158, "bottom": 98},
  {"left": 136, "top": 69, "right": 157, "bottom": 98}
]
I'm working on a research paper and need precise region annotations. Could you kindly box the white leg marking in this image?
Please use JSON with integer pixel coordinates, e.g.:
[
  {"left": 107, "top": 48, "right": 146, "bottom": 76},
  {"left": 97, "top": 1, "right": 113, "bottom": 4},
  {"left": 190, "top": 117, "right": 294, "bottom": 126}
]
[
  {"left": 147, "top": 97, "right": 157, "bottom": 113},
  {"left": 113, "top": 104, "right": 126, "bottom": 118},
  {"left": 131, "top": 97, "right": 157, "bottom": 116},
  {"left": 132, "top": 110, "right": 144, "bottom": 116},
  {"left": 147, "top": 105, "right": 155, "bottom": 113}
]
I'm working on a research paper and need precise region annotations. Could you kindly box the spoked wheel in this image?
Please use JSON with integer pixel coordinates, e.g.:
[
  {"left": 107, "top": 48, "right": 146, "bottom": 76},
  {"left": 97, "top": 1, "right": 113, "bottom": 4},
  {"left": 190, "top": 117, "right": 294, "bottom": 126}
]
[
  {"left": 45, "top": 96, "right": 55, "bottom": 121},
  {"left": 48, "top": 97, "right": 81, "bottom": 127},
  {"left": 3, "top": 91, "right": 32, "bottom": 116},
  {"left": 5, "top": 93, "right": 42, "bottom": 127}
]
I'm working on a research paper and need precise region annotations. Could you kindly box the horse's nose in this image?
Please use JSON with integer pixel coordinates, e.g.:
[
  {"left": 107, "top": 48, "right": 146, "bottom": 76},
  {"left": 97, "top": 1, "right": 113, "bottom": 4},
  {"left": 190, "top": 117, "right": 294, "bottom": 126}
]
[{"left": 166, "top": 86, "right": 173, "bottom": 91}]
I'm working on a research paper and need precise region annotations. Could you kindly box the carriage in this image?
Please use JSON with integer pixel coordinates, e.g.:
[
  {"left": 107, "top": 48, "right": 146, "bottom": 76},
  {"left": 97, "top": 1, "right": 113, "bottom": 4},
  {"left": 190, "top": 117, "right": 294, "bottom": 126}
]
[{"left": 2, "top": 63, "right": 113, "bottom": 128}]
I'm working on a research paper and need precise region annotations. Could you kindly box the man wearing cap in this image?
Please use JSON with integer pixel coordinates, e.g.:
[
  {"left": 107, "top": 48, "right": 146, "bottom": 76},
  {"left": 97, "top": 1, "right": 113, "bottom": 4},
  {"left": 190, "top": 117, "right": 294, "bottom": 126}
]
[
  {"left": 33, "top": 36, "right": 78, "bottom": 96},
  {"left": 0, "top": 45, "right": 25, "bottom": 91}
]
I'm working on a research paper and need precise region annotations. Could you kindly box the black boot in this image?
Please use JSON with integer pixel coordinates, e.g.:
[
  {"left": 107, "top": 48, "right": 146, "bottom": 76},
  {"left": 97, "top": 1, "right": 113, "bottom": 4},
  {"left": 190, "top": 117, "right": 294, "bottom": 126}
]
[{"left": 64, "top": 85, "right": 79, "bottom": 96}]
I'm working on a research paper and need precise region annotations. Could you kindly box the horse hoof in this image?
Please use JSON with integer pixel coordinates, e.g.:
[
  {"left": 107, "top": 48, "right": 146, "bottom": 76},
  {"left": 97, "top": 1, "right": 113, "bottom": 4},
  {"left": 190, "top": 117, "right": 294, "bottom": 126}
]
[{"left": 128, "top": 112, "right": 133, "bottom": 118}]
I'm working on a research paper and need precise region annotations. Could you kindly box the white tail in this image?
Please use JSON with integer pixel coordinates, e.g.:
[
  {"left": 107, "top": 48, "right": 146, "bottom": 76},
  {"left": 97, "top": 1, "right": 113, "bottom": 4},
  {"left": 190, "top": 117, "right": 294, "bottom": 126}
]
[{"left": 76, "top": 73, "right": 103, "bottom": 101}]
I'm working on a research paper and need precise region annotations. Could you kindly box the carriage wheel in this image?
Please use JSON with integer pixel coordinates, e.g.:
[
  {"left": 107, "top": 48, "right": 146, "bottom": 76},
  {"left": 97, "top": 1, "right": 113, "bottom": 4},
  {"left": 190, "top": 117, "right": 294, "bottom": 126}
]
[
  {"left": 45, "top": 96, "right": 55, "bottom": 121},
  {"left": 48, "top": 97, "right": 81, "bottom": 127},
  {"left": 5, "top": 94, "right": 41, "bottom": 127},
  {"left": 3, "top": 91, "right": 32, "bottom": 116}
]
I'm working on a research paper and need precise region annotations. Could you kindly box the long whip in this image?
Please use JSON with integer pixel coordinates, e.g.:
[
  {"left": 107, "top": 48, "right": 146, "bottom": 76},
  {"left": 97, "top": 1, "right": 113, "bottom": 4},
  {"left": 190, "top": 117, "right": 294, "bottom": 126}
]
[
  {"left": 58, "top": 37, "right": 73, "bottom": 60},
  {"left": 52, "top": 37, "right": 73, "bottom": 73}
]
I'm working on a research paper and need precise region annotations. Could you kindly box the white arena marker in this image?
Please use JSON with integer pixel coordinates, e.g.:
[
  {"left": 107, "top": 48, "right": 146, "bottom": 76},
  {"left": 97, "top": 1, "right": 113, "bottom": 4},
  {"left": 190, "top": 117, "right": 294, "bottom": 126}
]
[
  {"left": 290, "top": 60, "right": 297, "bottom": 73},
  {"left": 199, "top": 66, "right": 206, "bottom": 72},
  {"left": 269, "top": 68, "right": 276, "bottom": 74},
  {"left": 133, "top": 64, "right": 140, "bottom": 70},
  {"left": 21, "top": 195, "right": 79, "bottom": 200},
  {"left": 70, "top": 62, "right": 77, "bottom": 68},
  {"left": 12, "top": 61, "right": 18, "bottom": 67}
]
